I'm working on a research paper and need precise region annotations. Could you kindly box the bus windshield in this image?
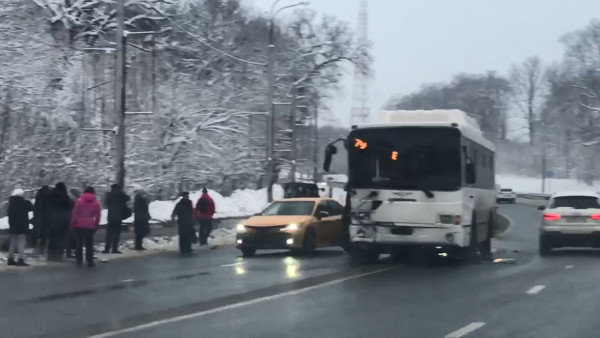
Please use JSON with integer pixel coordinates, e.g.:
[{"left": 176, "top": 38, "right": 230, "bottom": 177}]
[{"left": 348, "top": 127, "right": 462, "bottom": 191}]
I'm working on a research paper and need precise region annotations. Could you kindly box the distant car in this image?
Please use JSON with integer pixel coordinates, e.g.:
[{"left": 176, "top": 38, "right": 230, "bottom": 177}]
[
  {"left": 538, "top": 191, "right": 600, "bottom": 256},
  {"left": 235, "top": 198, "right": 346, "bottom": 257},
  {"left": 497, "top": 188, "right": 516, "bottom": 204},
  {"left": 282, "top": 182, "right": 321, "bottom": 198}
]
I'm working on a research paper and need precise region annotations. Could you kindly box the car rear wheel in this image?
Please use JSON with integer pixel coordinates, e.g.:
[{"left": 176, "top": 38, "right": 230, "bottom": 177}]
[
  {"left": 241, "top": 248, "right": 256, "bottom": 258},
  {"left": 539, "top": 237, "right": 553, "bottom": 256},
  {"left": 302, "top": 228, "right": 317, "bottom": 254}
]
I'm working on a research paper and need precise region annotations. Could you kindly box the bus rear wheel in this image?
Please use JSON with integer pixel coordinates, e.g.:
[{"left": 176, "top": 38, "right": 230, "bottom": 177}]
[
  {"left": 459, "top": 215, "right": 479, "bottom": 264},
  {"left": 479, "top": 211, "right": 496, "bottom": 260}
]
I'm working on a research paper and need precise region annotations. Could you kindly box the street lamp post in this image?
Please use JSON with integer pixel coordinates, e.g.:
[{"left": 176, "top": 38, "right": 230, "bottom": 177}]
[
  {"left": 265, "top": 14, "right": 276, "bottom": 202},
  {"left": 265, "top": 0, "right": 309, "bottom": 202}
]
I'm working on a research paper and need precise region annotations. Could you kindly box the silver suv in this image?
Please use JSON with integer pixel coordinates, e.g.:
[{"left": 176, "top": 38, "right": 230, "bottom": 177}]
[
  {"left": 538, "top": 191, "right": 600, "bottom": 256},
  {"left": 497, "top": 188, "right": 516, "bottom": 204}
]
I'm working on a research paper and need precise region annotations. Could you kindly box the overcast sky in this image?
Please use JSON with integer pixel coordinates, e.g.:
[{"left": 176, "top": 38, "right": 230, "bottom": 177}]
[{"left": 244, "top": 0, "right": 600, "bottom": 127}]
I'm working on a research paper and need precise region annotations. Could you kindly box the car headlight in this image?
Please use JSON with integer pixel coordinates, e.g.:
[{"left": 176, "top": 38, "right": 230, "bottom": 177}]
[
  {"left": 283, "top": 223, "right": 299, "bottom": 232},
  {"left": 352, "top": 211, "right": 372, "bottom": 223},
  {"left": 236, "top": 223, "right": 247, "bottom": 233}
]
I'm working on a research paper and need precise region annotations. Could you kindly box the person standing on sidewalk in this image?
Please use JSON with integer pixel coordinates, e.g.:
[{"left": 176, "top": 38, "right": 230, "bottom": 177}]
[
  {"left": 195, "top": 188, "right": 216, "bottom": 246},
  {"left": 103, "top": 184, "right": 131, "bottom": 254},
  {"left": 47, "top": 182, "right": 74, "bottom": 262},
  {"left": 133, "top": 189, "right": 151, "bottom": 250},
  {"left": 65, "top": 188, "right": 80, "bottom": 259},
  {"left": 7, "top": 189, "right": 33, "bottom": 266},
  {"left": 172, "top": 192, "right": 195, "bottom": 255},
  {"left": 32, "top": 186, "right": 51, "bottom": 257},
  {"left": 70, "top": 187, "right": 101, "bottom": 267}
]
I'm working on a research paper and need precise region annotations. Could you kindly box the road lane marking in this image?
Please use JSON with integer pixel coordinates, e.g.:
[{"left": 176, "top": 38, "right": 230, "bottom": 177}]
[
  {"left": 220, "top": 262, "right": 245, "bottom": 267},
  {"left": 565, "top": 265, "right": 574, "bottom": 269},
  {"left": 88, "top": 266, "right": 398, "bottom": 338},
  {"left": 445, "top": 322, "right": 486, "bottom": 338},
  {"left": 526, "top": 285, "right": 546, "bottom": 294}
]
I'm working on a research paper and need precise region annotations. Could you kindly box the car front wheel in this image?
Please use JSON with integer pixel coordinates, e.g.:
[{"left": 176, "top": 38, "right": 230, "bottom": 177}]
[{"left": 241, "top": 248, "right": 256, "bottom": 258}]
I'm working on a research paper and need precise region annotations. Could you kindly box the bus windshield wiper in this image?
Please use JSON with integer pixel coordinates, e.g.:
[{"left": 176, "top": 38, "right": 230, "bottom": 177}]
[{"left": 421, "top": 188, "right": 434, "bottom": 198}]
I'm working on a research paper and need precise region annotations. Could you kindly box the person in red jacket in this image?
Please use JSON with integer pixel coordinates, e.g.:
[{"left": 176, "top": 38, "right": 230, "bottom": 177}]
[
  {"left": 195, "top": 188, "right": 216, "bottom": 246},
  {"left": 70, "top": 186, "right": 101, "bottom": 267}
]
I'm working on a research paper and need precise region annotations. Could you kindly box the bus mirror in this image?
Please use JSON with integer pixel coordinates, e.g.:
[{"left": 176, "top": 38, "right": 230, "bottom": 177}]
[
  {"left": 323, "top": 144, "right": 338, "bottom": 172},
  {"left": 466, "top": 163, "right": 476, "bottom": 184}
]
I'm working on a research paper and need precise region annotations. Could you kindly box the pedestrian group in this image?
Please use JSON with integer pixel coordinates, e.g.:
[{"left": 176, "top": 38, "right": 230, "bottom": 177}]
[{"left": 5, "top": 183, "right": 216, "bottom": 267}]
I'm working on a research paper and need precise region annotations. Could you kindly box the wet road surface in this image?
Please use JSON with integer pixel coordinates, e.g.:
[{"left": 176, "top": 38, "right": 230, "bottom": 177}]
[{"left": 3, "top": 205, "right": 598, "bottom": 338}]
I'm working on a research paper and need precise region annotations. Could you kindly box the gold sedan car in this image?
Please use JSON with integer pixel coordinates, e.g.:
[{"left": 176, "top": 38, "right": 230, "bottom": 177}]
[{"left": 236, "top": 198, "right": 345, "bottom": 257}]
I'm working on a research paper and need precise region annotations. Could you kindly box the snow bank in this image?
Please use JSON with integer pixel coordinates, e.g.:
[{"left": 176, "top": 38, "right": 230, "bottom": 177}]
[
  {"left": 146, "top": 185, "right": 285, "bottom": 222},
  {"left": 1, "top": 185, "right": 286, "bottom": 229},
  {"left": 497, "top": 175, "right": 599, "bottom": 195}
]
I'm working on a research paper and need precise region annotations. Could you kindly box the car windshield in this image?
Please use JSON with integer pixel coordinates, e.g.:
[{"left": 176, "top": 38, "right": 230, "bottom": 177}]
[
  {"left": 551, "top": 196, "right": 600, "bottom": 209},
  {"left": 347, "top": 127, "right": 461, "bottom": 191},
  {"left": 261, "top": 201, "right": 315, "bottom": 216}
]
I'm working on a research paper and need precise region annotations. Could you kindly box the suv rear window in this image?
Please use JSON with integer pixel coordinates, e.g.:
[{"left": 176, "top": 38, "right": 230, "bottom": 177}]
[
  {"left": 500, "top": 189, "right": 513, "bottom": 192},
  {"left": 551, "top": 196, "right": 600, "bottom": 209}
]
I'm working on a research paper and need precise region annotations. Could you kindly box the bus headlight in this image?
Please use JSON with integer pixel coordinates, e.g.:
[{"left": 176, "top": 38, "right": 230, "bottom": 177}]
[
  {"left": 236, "top": 224, "right": 247, "bottom": 233},
  {"left": 283, "top": 223, "right": 299, "bottom": 232}
]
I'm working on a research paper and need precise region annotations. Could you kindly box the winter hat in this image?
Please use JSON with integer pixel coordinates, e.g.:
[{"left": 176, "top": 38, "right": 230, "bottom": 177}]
[
  {"left": 202, "top": 187, "right": 208, "bottom": 194},
  {"left": 181, "top": 192, "right": 190, "bottom": 197},
  {"left": 12, "top": 188, "right": 24, "bottom": 197}
]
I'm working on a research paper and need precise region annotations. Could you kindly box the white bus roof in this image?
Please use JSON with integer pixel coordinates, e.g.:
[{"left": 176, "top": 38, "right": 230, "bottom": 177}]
[{"left": 355, "top": 109, "right": 494, "bottom": 151}]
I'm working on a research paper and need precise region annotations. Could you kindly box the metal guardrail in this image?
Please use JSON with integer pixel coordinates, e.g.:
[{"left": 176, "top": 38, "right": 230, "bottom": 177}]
[
  {"left": 0, "top": 215, "right": 249, "bottom": 236},
  {"left": 516, "top": 193, "right": 551, "bottom": 200}
]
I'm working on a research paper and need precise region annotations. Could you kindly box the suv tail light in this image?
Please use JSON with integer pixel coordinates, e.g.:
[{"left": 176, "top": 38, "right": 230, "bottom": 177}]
[
  {"left": 544, "top": 213, "right": 562, "bottom": 221},
  {"left": 591, "top": 214, "right": 600, "bottom": 220}
]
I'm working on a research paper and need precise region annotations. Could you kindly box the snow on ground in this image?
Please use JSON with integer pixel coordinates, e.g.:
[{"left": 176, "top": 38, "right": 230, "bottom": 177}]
[
  {"left": 497, "top": 175, "right": 600, "bottom": 195},
  {"left": 0, "top": 228, "right": 236, "bottom": 271}
]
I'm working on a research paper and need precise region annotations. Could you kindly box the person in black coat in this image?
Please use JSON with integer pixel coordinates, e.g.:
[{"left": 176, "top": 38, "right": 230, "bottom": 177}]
[
  {"left": 47, "top": 182, "right": 74, "bottom": 262},
  {"left": 32, "top": 186, "right": 51, "bottom": 256},
  {"left": 171, "top": 192, "right": 195, "bottom": 255},
  {"left": 103, "top": 184, "right": 131, "bottom": 254},
  {"left": 133, "top": 190, "right": 151, "bottom": 250},
  {"left": 7, "top": 189, "right": 33, "bottom": 266}
]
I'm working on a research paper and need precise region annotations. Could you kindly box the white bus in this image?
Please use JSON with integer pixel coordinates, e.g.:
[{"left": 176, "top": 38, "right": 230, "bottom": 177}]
[{"left": 323, "top": 109, "right": 497, "bottom": 263}]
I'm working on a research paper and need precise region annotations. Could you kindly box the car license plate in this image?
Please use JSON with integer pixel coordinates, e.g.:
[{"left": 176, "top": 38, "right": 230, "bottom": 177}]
[
  {"left": 567, "top": 217, "right": 586, "bottom": 223},
  {"left": 391, "top": 227, "right": 413, "bottom": 235}
]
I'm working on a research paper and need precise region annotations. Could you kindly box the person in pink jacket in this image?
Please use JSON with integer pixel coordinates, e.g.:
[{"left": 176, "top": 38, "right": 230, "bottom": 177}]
[{"left": 70, "top": 187, "right": 101, "bottom": 267}]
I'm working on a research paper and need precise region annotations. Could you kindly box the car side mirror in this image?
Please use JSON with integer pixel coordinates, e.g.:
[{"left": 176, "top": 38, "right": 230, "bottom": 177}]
[
  {"left": 317, "top": 211, "right": 329, "bottom": 219},
  {"left": 323, "top": 144, "right": 338, "bottom": 172},
  {"left": 466, "top": 163, "right": 476, "bottom": 184},
  {"left": 537, "top": 206, "right": 545, "bottom": 211}
]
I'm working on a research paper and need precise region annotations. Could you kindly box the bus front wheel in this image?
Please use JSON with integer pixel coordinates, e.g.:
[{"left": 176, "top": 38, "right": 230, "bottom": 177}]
[{"left": 348, "top": 246, "right": 379, "bottom": 265}]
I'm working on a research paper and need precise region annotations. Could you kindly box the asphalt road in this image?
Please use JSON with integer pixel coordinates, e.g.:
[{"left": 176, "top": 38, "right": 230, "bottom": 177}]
[{"left": 2, "top": 204, "right": 598, "bottom": 338}]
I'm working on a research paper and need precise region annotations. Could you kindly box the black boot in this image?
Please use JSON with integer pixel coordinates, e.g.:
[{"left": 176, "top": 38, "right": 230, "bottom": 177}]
[
  {"left": 7, "top": 258, "right": 16, "bottom": 266},
  {"left": 16, "top": 259, "right": 29, "bottom": 267}
]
